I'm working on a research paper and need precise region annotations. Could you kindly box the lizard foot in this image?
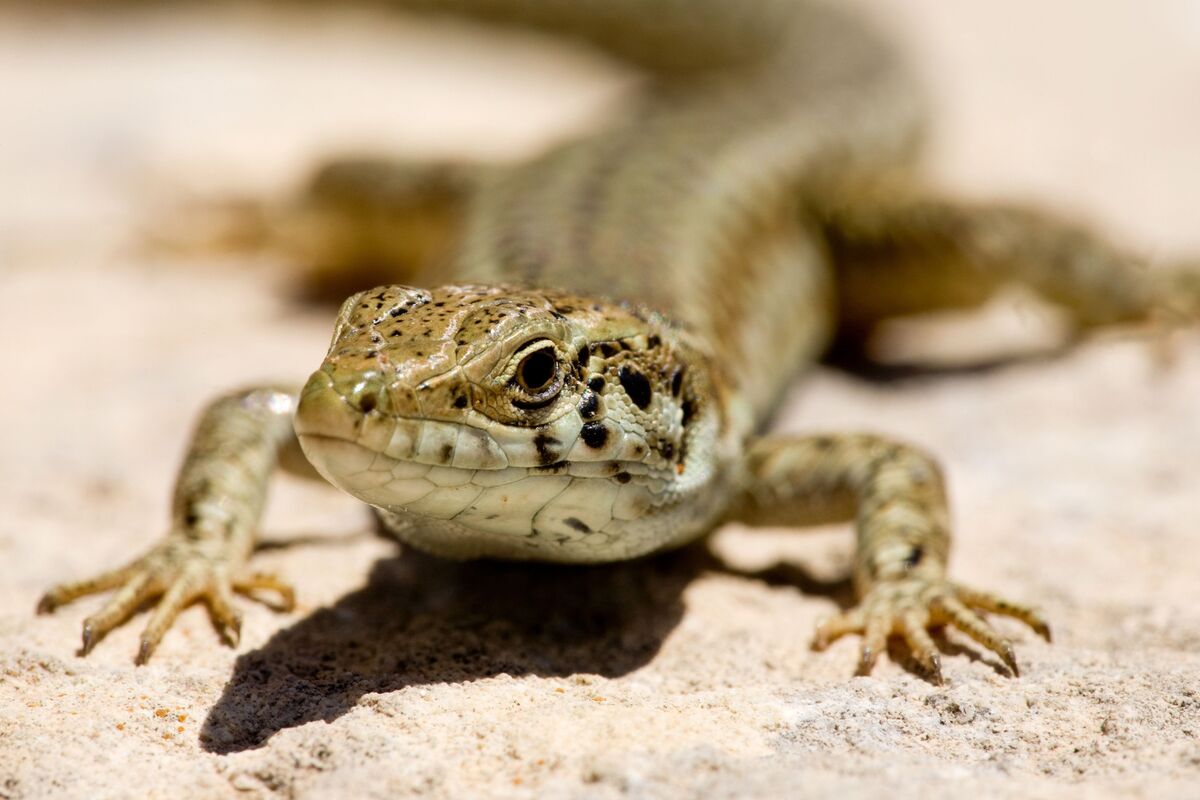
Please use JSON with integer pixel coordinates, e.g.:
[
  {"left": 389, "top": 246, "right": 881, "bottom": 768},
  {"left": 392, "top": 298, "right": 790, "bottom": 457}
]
[
  {"left": 38, "top": 540, "right": 295, "bottom": 664},
  {"left": 811, "top": 577, "right": 1050, "bottom": 683}
]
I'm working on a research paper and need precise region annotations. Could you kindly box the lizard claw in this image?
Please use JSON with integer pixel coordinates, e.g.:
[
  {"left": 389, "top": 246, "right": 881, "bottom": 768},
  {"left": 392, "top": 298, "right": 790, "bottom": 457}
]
[
  {"left": 812, "top": 577, "right": 1048, "bottom": 680},
  {"left": 40, "top": 540, "right": 294, "bottom": 664}
]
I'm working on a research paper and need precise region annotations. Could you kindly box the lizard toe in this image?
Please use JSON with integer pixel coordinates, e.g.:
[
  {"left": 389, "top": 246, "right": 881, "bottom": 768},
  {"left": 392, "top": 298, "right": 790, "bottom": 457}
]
[{"left": 819, "top": 576, "right": 1048, "bottom": 680}]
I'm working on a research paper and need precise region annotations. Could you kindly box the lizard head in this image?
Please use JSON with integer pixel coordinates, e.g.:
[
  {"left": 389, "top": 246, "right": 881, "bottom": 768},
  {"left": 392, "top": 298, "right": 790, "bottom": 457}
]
[{"left": 294, "top": 283, "right": 727, "bottom": 561}]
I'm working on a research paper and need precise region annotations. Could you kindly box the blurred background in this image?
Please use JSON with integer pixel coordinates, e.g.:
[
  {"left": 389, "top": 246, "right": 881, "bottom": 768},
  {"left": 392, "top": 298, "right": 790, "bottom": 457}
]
[{"left": 3, "top": 0, "right": 1199, "bottom": 269}]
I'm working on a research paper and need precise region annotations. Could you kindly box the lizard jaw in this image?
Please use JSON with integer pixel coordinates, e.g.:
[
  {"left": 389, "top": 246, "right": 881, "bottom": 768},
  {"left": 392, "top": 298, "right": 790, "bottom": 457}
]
[{"left": 294, "top": 370, "right": 676, "bottom": 560}]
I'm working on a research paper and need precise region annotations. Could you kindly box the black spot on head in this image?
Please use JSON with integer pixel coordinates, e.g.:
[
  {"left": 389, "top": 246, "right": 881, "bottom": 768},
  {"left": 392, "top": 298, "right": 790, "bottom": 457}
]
[
  {"left": 580, "top": 422, "right": 608, "bottom": 449},
  {"left": 390, "top": 330, "right": 402, "bottom": 337},
  {"left": 903, "top": 545, "right": 924, "bottom": 569},
  {"left": 618, "top": 366, "right": 652, "bottom": 410},
  {"left": 390, "top": 307, "right": 407, "bottom": 317},
  {"left": 681, "top": 398, "right": 695, "bottom": 425},
  {"left": 647, "top": 334, "right": 662, "bottom": 349},
  {"left": 453, "top": 395, "right": 468, "bottom": 409},
  {"left": 563, "top": 517, "right": 592, "bottom": 533},
  {"left": 576, "top": 345, "right": 588, "bottom": 368},
  {"left": 595, "top": 342, "right": 620, "bottom": 358},
  {"left": 614, "top": 471, "right": 631, "bottom": 484},
  {"left": 578, "top": 391, "right": 599, "bottom": 419},
  {"left": 659, "top": 442, "right": 675, "bottom": 460},
  {"left": 671, "top": 368, "right": 685, "bottom": 396},
  {"left": 440, "top": 443, "right": 454, "bottom": 463},
  {"left": 533, "top": 433, "right": 560, "bottom": 465},
  {"left": 588, "top": 376, "right": 606, "bottom": 392}
]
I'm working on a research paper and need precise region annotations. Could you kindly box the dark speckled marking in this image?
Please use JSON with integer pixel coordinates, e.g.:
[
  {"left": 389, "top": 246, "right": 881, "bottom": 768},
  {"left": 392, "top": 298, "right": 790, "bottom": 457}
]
[
  {"left": 453, "top": 395, "right": 469, "bottom": 409},
  {"left": 580, "top": 422, "right": 608, "bottom": 449},
  {"left": 533, "top": 433, "right": 560, "bottom": 465},
  {"left": 614, "top": 471, "right": 631, "bottom": 484},
  {"left": 563, "top": 517, "right": 592, "bottom": 533},
  {"left": 618, "top": 366, "right": 652, "bottom": 410},
  {"left": 578, "top": 391, "right": 599, "bottom": 419},
  {"left": 681, "top": 398, "right": 695, "bottom": 426},
  {"left": 440, "top": 444, "right": 454, "bottom": 463},
  {"left": 588, "top": 376, "right": 606, "bottom": 392}
]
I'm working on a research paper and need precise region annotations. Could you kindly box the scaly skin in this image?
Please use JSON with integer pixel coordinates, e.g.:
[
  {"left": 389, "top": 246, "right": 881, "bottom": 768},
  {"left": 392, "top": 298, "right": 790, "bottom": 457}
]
[{"left": 41, "top": 0, "right": 1197, "bottom": 677}]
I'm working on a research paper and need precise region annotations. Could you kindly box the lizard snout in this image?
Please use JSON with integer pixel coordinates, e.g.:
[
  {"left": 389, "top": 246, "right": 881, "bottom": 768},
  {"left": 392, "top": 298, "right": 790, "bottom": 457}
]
[{"left": 294, "top": 367, "right": 390, "bottom": 442}]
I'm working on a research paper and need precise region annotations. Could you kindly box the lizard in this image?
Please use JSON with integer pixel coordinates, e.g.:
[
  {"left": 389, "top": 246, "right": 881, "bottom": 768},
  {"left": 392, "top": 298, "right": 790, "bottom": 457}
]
[{"left": 37, "top": 0, "right": 1200, "bottom": 682}]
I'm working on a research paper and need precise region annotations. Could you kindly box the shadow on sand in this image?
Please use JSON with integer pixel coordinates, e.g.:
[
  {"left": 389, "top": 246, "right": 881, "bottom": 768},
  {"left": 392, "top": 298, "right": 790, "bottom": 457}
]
[{"left": 200, "top": 543, "right": 853, "bottom": 753}]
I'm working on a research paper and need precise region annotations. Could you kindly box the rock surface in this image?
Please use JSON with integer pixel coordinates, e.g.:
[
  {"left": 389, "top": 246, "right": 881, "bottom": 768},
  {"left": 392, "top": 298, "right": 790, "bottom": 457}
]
[{"left": 2, "top": 2, "right": 1198, "bottom": 798}]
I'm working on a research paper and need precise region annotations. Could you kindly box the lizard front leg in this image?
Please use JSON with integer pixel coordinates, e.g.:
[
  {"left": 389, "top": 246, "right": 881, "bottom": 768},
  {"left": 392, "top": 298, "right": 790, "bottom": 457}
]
[
  {"left": 38, "top": 387, "right": 301, "bottom": 664},
  {"left": 730, "top": 433, "right": 1050, "bottom": 682}
]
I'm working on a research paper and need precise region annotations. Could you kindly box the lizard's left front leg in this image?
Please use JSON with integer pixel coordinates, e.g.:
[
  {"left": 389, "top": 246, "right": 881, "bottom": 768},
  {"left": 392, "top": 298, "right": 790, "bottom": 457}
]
[{"left": 729, "top": 433, "right": 1050, "bottom": 681}]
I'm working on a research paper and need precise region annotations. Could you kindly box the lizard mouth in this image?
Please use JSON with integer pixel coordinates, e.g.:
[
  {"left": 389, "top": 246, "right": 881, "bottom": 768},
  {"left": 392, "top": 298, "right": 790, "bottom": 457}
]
[{"left": 294, "top": 371, "right": 655, "bottom": 543}]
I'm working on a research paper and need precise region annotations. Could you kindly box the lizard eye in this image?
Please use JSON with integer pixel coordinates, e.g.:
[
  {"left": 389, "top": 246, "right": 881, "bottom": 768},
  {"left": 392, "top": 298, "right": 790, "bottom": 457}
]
[
  {"left": 516, "top": 346, "right": 558, "bottom": 393},
  {"left": 508, "top": 339, "right": 564, "bottom": 410}
]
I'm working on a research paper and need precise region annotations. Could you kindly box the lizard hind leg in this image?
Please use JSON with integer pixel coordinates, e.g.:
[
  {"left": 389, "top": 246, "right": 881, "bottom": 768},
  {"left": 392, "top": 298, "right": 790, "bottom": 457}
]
[
  {"left": 145, "top": 156, "right": 485, "bottom": 304},
  {"left": 281, "top": 157, "right": 484, "bottom": 302},
  {"left": 813, "top": 174, "right": 1200, "bottom": 368}
]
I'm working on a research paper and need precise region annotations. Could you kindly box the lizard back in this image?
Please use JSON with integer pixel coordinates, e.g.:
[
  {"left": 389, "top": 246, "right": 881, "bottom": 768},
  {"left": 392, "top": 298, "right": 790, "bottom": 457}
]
[{"left": 416, "top": 0, "right": 927, "bottom": 427}]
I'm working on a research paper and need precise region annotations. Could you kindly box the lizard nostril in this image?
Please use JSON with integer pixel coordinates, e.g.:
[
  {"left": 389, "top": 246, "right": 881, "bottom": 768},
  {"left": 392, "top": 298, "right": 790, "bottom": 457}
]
[{"left": 341, "top": 375, "right": 386, "bottom": 415}]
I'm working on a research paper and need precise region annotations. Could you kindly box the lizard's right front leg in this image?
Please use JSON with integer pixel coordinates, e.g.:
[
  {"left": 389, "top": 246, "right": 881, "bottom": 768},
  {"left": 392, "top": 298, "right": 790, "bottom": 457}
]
[{"left": 38, "top": 388, "right": 301, "bottom": 664}]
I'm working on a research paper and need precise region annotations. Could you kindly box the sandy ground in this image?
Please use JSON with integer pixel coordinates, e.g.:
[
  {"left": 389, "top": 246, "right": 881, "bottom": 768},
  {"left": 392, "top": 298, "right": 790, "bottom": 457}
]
[{"left": 2, "top": 2, "right": 1199, "bottom": 798}]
